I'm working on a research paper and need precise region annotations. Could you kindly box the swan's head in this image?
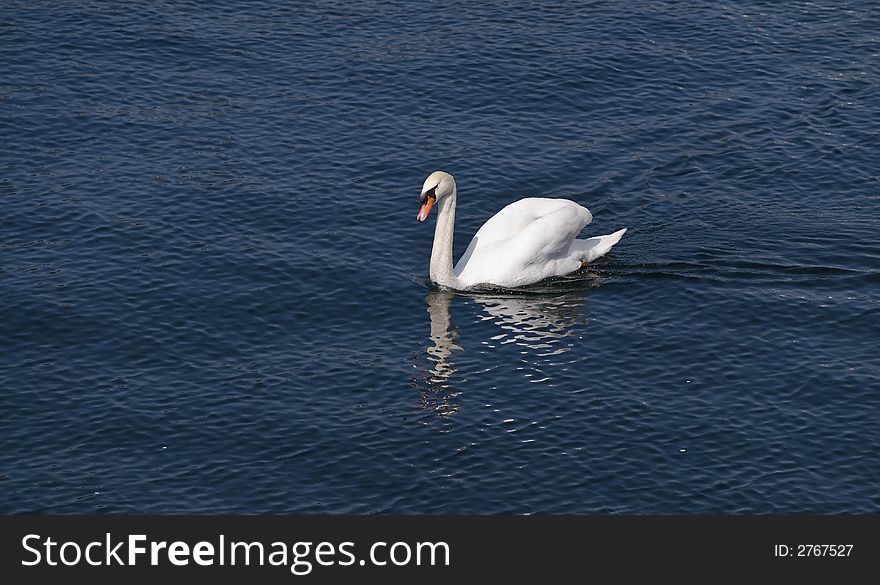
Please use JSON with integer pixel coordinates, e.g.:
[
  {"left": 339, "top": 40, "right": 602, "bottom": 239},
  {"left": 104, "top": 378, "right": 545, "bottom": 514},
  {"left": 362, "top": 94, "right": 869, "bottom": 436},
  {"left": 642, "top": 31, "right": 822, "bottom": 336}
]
[{"left": 417, "top": 171, "right": 456, "bottom": 222}]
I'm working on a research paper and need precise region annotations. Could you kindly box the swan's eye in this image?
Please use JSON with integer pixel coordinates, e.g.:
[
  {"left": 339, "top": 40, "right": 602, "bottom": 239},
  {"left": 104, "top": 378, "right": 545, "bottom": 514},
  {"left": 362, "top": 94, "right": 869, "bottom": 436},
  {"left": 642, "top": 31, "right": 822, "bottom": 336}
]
[{"left": 419, "top": 186, "right": 437, "bottom": 203}]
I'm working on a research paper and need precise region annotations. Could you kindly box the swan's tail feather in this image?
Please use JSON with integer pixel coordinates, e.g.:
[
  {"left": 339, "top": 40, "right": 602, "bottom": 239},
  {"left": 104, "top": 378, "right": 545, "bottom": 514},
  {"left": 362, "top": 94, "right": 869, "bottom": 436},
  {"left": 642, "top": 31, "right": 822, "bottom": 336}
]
[{"left": 572, "top": 228, "right": 627, "bottom": 265}]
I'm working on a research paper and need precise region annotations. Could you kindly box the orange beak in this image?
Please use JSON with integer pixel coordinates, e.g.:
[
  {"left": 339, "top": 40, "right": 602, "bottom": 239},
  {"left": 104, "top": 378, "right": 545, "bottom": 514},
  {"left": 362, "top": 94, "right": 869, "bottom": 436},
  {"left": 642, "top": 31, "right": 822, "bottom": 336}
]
[{"left": 417, "top": 195, "right": 436, "bottom": 222}]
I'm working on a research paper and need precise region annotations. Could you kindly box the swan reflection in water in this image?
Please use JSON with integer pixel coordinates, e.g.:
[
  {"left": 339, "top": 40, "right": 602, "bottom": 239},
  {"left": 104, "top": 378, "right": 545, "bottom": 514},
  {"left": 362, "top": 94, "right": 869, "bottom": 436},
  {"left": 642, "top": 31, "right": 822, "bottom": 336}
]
[
  {"left": 415, "top": 290, "right": 463, "bottom": 418},
  {"left": 415, "top": 279, "right": 595, "bottom": 417},
  {"left": 475, "top": 293, "right": 590, "bottom": 355}
]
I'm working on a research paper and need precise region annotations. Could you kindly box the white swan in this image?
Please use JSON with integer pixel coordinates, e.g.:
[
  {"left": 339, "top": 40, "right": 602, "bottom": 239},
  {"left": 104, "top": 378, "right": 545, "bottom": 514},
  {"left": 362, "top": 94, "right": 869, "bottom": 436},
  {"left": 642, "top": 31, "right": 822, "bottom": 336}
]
[{"left": 417, "top": 171, "right": 627, "bottom": 289}]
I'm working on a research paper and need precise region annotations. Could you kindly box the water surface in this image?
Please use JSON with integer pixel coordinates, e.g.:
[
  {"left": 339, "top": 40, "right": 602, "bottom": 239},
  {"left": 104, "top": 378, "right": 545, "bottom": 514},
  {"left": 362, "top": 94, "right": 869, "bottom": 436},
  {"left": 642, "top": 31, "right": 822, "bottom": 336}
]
[{"left": 1, "top": 0, "right": 879, "bottom": 513}]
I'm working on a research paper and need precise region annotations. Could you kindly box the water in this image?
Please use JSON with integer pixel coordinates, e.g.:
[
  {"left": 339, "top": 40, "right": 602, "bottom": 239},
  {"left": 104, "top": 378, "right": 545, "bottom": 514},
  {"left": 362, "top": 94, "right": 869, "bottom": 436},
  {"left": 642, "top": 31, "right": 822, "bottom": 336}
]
[{"left": 2, "top": 0, "right": 879, "bottom": 514}]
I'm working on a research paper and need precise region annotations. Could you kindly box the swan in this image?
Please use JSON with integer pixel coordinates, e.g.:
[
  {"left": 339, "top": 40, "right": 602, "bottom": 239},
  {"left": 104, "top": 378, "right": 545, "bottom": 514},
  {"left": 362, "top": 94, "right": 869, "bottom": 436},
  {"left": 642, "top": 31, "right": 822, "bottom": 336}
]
[{"left": 416, "top": 171, "right": 627, "bottom": 289}]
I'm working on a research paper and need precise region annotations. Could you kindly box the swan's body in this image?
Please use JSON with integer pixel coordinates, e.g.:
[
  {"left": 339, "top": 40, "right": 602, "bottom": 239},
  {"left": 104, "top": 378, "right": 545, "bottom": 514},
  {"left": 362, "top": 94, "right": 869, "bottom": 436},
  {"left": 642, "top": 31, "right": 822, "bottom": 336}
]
[{"left": 417, "top": 171, "right": 627, "bottom": 290}]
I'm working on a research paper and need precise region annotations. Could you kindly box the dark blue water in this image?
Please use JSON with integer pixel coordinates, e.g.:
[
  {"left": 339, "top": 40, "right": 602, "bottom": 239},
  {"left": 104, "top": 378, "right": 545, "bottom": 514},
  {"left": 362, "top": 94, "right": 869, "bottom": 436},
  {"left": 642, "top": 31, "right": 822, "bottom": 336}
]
[{"left": 2, "top": 0, "right": 879, "bottom": 514}]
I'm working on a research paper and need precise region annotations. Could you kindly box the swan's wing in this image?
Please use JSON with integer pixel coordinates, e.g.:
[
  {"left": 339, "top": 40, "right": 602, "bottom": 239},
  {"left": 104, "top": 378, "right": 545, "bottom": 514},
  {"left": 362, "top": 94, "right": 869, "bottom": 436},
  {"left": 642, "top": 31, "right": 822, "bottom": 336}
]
[
  {"left": 504, "top": 204, "right": 592, "bottom": 263},
  {"left": 455, "top": 198, "right": 593, "bottom": 286},
  {"left": 455, "top": 198, "right": 591, "bottom": 272},
  {"left": 470, "top": 198, "right": 591, "bottom": 247}
]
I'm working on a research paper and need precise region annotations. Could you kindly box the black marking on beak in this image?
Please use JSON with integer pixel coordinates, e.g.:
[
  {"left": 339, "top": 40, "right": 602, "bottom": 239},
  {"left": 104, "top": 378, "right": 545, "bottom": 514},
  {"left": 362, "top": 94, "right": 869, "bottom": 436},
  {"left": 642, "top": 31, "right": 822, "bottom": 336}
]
[{"left": 419, "top": 186, "right": 437, "bottom": 204}]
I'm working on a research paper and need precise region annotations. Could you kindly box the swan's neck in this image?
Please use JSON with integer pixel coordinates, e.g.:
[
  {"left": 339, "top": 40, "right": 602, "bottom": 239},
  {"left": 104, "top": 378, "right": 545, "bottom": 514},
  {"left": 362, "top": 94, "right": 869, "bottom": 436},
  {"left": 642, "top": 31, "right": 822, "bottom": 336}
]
[{"left": 430, "top": 187, "right": 457, "bottom": 288}]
